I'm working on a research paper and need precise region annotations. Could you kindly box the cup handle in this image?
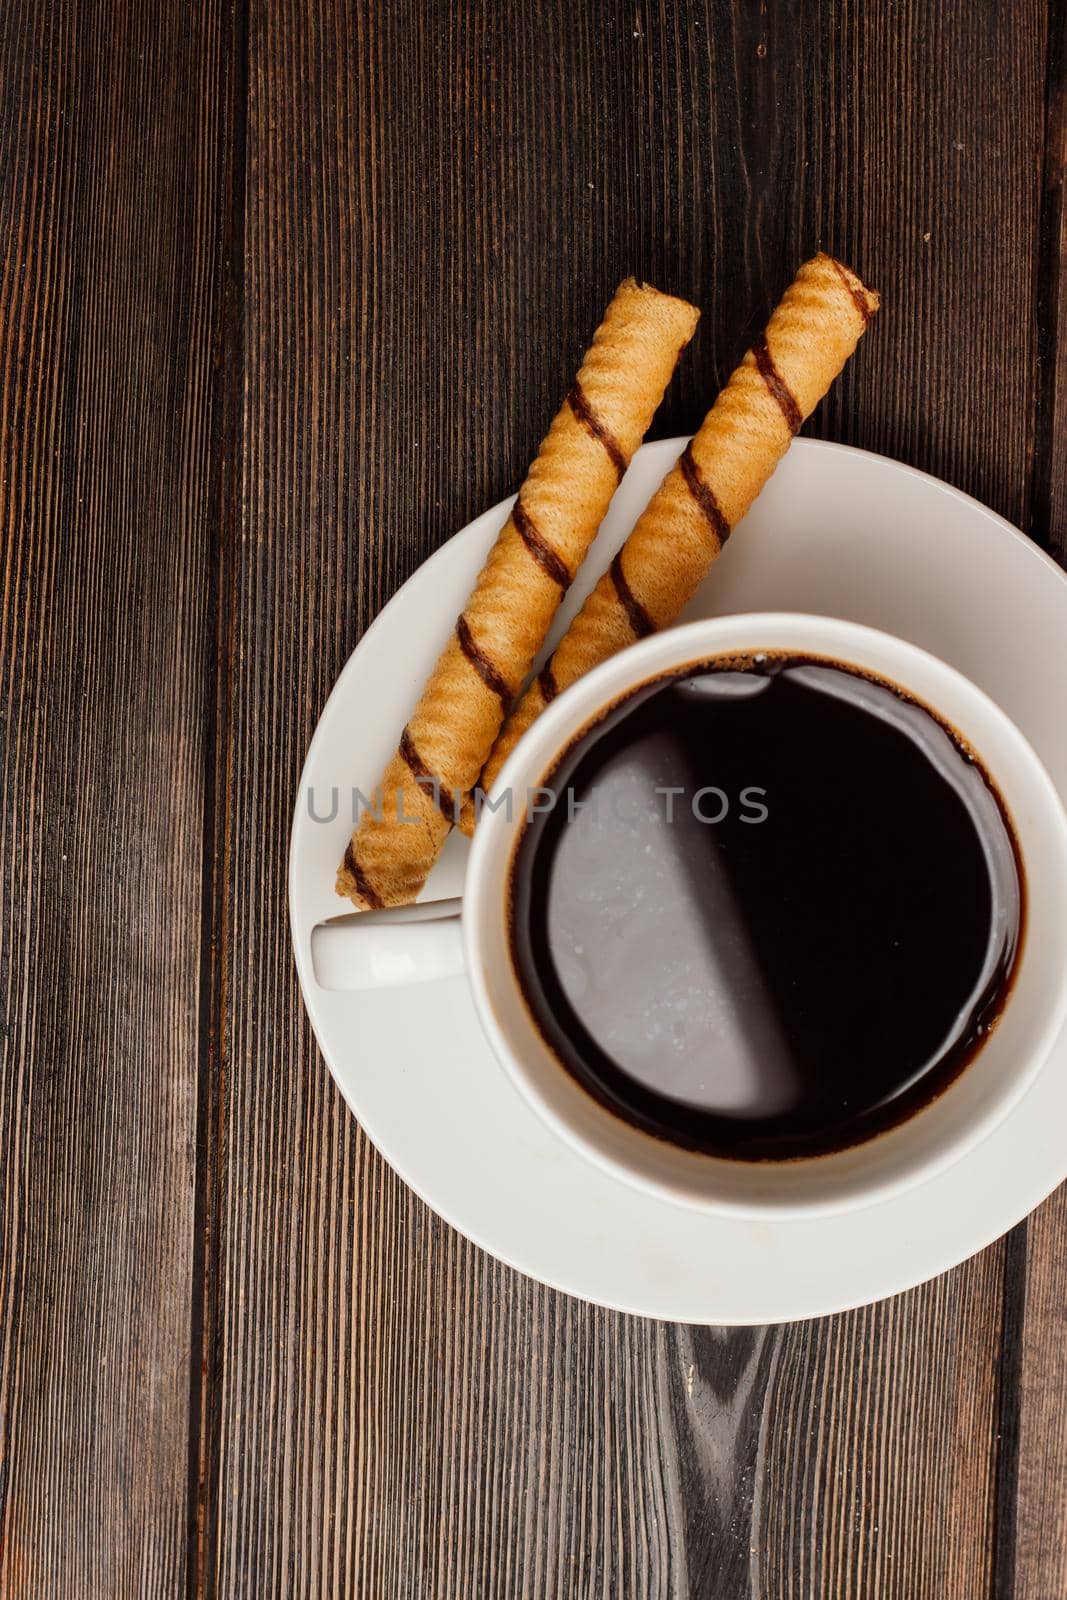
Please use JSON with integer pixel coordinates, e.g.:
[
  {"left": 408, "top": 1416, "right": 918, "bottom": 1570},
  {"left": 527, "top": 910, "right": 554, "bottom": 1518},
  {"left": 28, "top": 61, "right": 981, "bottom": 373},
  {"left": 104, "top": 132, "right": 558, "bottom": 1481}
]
[{"left": 310, "top": 898, "right": 466, "bottom": 991}]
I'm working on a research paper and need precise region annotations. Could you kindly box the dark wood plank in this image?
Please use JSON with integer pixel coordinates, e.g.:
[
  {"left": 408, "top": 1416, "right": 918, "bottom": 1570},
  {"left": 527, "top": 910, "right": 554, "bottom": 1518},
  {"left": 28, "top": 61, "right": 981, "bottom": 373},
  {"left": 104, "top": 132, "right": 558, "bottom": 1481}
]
[
  {"left": 1014, "top": 1194, "right": 1067, "bottom": 1596},
  {"left": 757, "top": 1262, "right": 1008, "bottom": 1597},
  {"left": 0, "top": 0, "right": 235, "bottom": 1594},
  {"left": 1011, "top": 8, "right": 1067, "bottom": 1594},
  {"left": 205, "top": 0, "right": 1048, "bottom": 1594},
  {"left": 1033, "top": 0, "right": 1067, "bottom": 563}
]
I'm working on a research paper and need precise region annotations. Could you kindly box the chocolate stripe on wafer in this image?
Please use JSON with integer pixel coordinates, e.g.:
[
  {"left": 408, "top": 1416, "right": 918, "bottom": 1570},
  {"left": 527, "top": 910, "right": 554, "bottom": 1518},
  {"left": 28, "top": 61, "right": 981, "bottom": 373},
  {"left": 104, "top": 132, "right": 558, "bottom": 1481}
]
[
  {"left": 455, "top": 613, "right": 513, "bottom": 710},
  {"left": 343, "top": 842, "right": 383, "bottom": 910},
  {"left": 400, "top": 726, "right": 457, "bottom": 822},
  {"left": 567, "top": 380, "right": 629, "bottom": 482},
  {"left": 829, "top": 255, "right": 876, "bottom": 323},
  {"left": 458, "top": 254, "right": 880, "bottom": 841},
  {"left": 610, "top": 549, "right": 655, "bottom": 638},
  {"left": 752, "top": 332, "right": 802, "bottom": 433},
  {"left": 512, "top": 497, "right": 572, "bottom": 589},
  {"left": 336, "top": 277, "right": 702, "bottom": 909},
  {"left": 679, "top": 442, "right": 731, "bottom": 545}
]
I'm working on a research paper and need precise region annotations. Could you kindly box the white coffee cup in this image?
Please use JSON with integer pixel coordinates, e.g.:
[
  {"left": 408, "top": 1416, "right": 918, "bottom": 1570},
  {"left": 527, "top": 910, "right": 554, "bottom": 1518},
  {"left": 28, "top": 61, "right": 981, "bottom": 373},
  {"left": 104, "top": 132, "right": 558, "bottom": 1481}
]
[{"left": 313, "top": 614, "right": 1067, "bottom": 1218}]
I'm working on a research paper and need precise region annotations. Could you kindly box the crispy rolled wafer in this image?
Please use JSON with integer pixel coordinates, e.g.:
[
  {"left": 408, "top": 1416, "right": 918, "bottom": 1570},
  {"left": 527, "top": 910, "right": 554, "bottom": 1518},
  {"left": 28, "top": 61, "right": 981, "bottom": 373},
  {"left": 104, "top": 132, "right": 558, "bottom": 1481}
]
[
  {"left": 462, "top": 253, "right": 878, "bottom": 834},
  {"left": 337, "top": 279, "right": 700, "bottom": 908}
]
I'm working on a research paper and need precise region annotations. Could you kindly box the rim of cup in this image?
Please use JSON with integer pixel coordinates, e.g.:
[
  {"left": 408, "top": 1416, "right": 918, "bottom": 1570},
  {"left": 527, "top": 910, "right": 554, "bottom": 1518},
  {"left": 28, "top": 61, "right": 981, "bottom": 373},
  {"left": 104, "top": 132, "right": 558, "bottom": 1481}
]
[{"left": 464, "top": 613, "right": 1067, "bottom": 1219}]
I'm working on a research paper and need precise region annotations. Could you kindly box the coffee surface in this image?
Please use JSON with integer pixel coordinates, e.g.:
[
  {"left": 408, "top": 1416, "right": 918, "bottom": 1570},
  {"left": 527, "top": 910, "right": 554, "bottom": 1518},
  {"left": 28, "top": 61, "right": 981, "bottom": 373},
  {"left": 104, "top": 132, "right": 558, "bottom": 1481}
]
[{"left": 508, "top": 656, "right": 1023, "bottom": 1159}]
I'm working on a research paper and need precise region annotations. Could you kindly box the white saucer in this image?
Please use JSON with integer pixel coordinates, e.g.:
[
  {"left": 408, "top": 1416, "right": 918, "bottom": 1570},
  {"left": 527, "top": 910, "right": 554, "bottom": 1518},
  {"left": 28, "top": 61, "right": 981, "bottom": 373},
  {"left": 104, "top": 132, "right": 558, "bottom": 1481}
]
[{"left": 290, "top": 438, "right": 1067, "bottom": 1324}]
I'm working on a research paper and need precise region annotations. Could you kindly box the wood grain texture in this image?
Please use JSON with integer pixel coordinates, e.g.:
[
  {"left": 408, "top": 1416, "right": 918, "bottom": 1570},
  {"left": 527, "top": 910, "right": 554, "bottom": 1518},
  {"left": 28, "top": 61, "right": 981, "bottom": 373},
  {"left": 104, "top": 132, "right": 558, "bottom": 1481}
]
[
  {"left": 1014, "top": 1192, "right": 1067, "bottom": 1597},
  {"left": 201, "top": 1, "right": 1052, "bottom": 1597},
  {"left": 1035, "top": 0, "right": 1067, "bottom": 562},
  {"left": 0, "top": 0, "right": 234, "bottom": 1594}
]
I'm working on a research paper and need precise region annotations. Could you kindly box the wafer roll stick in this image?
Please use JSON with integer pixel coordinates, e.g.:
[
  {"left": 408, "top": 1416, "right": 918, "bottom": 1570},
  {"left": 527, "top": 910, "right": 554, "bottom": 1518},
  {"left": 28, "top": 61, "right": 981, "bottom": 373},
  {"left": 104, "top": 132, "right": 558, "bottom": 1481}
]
[
  {"left": 462, "top": 254, "right": 878, "bottom": 835},
  {"left": 337, "top": 280, "right": 700, "bottom": 908}
]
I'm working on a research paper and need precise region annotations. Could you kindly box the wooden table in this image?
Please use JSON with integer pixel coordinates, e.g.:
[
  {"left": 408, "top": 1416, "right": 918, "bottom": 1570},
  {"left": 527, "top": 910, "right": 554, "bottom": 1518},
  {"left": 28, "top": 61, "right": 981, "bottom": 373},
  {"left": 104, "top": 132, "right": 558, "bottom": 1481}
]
[{"left": 3, "top": 2, "right": 1066, "bottom": 1594}]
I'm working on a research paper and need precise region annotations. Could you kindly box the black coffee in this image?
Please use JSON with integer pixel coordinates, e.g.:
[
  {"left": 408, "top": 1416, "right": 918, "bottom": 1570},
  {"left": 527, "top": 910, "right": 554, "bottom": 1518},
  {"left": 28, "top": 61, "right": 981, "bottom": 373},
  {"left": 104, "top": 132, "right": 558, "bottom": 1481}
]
[{"left": 508, "top": 655, "right": 1023, "bottom": 1160}]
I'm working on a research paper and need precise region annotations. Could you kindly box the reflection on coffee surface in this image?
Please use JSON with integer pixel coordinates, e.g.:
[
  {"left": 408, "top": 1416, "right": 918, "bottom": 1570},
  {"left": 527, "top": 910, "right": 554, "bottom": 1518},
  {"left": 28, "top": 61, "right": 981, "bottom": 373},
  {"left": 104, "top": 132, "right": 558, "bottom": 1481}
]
[{"left": 508, "top": 656, "right": 1023, "bottom": 1160}]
